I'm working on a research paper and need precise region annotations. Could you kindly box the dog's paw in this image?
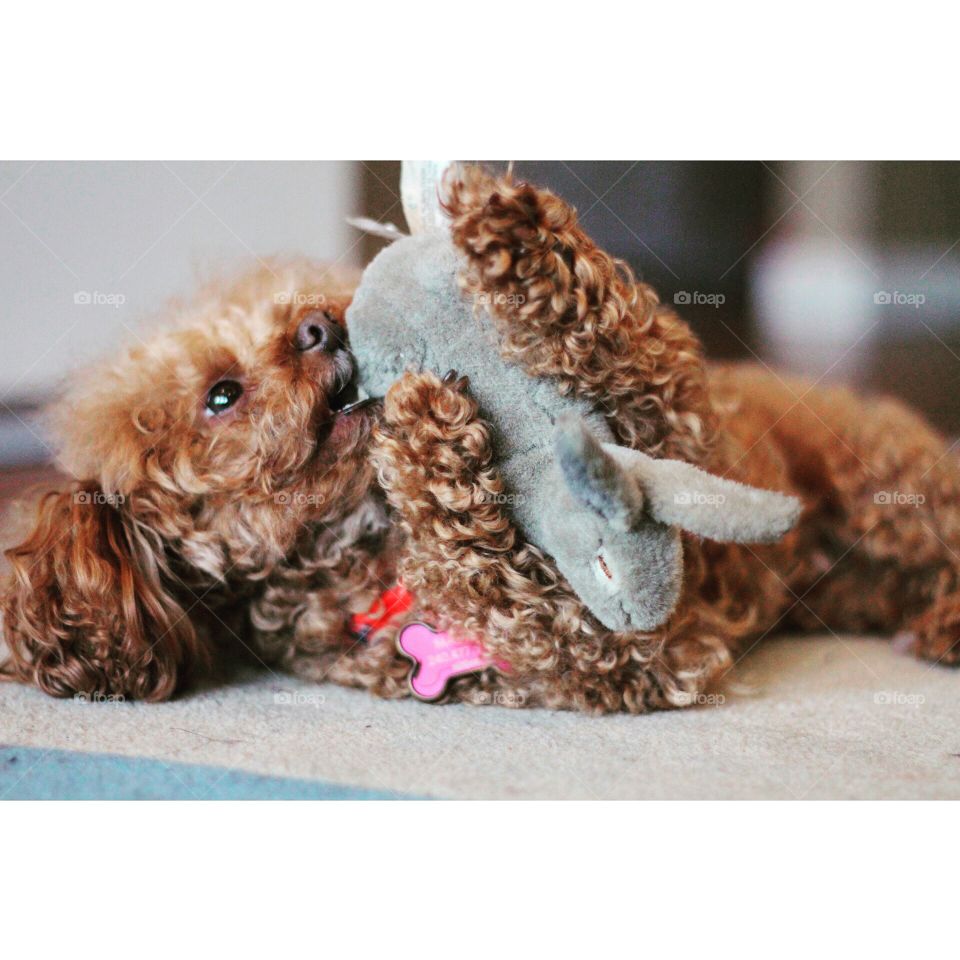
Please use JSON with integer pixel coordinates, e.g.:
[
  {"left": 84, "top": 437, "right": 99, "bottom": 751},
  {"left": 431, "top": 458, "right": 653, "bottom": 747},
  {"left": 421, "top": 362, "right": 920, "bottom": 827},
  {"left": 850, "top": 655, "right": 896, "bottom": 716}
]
[
  {"left": 441, "top": 369, "right": 471, "bottom": 393},
  {"left": 384, "top": 370, "right": 474, "bottom": 427}
]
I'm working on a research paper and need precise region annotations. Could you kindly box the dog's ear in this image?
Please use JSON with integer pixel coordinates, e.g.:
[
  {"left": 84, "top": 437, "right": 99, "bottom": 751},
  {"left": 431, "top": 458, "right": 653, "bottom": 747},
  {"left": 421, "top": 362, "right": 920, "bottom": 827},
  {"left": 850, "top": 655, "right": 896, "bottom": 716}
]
[{"left": 1, "top": 485, "right": 207, "bottom": 701}]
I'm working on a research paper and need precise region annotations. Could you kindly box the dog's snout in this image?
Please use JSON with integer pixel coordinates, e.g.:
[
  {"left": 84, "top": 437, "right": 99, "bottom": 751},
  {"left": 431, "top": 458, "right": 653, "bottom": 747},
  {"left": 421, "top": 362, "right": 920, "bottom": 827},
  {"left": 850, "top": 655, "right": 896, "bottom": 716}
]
[{"left": 294, "top": 311, "right": 345, "bottom": 354}]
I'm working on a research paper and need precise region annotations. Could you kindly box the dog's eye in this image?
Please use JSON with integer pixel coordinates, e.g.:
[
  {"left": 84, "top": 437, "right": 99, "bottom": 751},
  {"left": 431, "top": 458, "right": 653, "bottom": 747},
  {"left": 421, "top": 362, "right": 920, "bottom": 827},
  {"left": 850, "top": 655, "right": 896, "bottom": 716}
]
[{"left": 205, "top": 380, "right": 243, "bottom": 414}]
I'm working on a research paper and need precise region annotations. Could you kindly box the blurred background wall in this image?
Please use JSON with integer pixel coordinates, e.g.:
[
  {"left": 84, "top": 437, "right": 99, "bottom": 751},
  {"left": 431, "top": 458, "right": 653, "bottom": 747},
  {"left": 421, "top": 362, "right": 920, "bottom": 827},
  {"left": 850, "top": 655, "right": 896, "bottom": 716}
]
[{"left": 3, "top": 160, "right": 960, "bottom": 472}]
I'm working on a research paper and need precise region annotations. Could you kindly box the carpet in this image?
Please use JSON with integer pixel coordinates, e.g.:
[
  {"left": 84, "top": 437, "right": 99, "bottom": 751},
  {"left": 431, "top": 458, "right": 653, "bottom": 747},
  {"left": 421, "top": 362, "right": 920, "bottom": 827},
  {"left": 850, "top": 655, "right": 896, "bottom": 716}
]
[{"left": 3, "top": 635, "right": 959, "bottom": 799}]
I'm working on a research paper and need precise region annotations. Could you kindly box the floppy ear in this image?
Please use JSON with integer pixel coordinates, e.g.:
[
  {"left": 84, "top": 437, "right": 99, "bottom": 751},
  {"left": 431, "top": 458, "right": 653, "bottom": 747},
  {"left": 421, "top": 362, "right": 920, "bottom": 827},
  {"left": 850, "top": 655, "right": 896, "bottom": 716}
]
[
  {"left": 1, "top": 485, "right": 207, "bottom": 701},
  {"left": 556, "top": 414, "right": 802, "bottom": 543}
]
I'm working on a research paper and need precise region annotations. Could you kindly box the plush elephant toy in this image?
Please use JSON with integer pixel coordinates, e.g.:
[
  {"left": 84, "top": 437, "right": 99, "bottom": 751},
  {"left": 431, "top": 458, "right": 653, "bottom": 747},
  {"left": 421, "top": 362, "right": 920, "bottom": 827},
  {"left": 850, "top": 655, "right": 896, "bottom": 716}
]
[{"left": 346, "top": 164, "right": 800, "bottom": 633}]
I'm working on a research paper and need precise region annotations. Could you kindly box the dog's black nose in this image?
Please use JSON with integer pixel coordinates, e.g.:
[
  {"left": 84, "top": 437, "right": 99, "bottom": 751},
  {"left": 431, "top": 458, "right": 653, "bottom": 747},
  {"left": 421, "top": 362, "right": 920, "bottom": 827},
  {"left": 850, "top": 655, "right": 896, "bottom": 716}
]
[{"left": 294, "top": 311, "right": 345, "bottom": 353}]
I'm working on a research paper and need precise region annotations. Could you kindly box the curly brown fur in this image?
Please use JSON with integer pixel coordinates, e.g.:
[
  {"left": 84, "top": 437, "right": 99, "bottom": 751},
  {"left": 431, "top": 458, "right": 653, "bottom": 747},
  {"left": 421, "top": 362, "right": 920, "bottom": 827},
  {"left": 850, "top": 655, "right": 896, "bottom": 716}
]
[
  {"left": 367, "top": 166, "right": 960, "bottom": 712},
  {"left": 370, "top": 370, "right": 752, "bottom": 712},
  {"left": 6, "top": 168, "right": 960, "bottom": 714},
  {"left": 444, "top": 166, "right": 718, "bottom": 463},
  {"left": 0, "top": 262, "right": 409, "bottom": 701}
]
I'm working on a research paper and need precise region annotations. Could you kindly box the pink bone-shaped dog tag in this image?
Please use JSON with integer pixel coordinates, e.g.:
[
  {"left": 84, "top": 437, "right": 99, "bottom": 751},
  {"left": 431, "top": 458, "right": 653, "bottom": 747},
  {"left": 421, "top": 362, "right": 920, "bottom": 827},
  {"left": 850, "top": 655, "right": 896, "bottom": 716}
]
[{"left": 397, "top": 622, "right": 503, "bottom": 701}]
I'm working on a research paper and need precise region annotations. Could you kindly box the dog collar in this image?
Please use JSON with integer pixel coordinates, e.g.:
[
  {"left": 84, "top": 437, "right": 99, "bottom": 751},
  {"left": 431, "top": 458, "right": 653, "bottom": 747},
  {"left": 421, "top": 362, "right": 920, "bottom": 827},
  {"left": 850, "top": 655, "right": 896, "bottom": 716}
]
[
  {"left": 348, "top": 583, "right": 415, "bottom": 640},
  {"left": 349, "top": 584, "right": 505, "bottom": 701}
]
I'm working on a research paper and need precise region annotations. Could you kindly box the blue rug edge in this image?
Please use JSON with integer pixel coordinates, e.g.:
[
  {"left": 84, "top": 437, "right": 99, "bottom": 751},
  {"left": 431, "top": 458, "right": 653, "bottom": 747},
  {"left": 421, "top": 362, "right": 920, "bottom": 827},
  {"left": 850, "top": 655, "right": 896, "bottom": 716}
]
[{"left": 0, "top": 746, "right": 425, "bottom": 800}]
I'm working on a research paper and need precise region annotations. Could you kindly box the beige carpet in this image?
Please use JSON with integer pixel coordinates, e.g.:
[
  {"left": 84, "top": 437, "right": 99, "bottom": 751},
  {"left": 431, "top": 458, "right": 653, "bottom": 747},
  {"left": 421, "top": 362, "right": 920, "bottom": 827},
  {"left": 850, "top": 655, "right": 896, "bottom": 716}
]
[{"left": 3, "top": 635, "right": 960, "bottom": 799}]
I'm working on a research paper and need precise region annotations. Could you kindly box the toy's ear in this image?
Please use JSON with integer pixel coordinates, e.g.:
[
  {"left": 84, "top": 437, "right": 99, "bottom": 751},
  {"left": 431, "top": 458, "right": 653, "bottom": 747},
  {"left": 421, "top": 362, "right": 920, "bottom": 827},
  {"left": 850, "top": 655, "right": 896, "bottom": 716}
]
[
  {"left": 555, "top": 414, "right": 801, "bottom": 543},
  {"left": 555, "top": 414, "right": 646, "bottom": 532}
]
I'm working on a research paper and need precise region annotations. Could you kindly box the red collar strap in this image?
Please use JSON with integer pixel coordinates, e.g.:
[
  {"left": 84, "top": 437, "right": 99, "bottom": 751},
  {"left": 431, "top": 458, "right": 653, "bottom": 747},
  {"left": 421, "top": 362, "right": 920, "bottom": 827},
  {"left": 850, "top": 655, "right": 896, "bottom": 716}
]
[
  {"left": 349, "top": 583, "right": 508, "bottom": 702},
  {"left": 349, "top": 583, "right": 415, "bottom": 641}
]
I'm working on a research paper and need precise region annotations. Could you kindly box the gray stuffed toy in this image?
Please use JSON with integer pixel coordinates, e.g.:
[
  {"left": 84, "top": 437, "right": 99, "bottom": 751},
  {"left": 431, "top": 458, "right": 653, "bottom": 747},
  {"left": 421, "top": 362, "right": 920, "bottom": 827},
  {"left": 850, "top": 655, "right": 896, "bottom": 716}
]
[{"left": 346, "top": 165, "right": 800, "bottom": 633}]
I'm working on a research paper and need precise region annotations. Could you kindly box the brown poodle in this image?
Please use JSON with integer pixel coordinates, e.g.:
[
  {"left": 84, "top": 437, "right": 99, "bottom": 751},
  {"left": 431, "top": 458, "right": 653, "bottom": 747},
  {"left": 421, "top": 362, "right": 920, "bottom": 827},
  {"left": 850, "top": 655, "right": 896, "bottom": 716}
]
[
  {"left": 0, "top": 263, "right": 410, "bottom": 701},
  {"left": 4, "top": 167, "right": 960, "bottom": 713}
]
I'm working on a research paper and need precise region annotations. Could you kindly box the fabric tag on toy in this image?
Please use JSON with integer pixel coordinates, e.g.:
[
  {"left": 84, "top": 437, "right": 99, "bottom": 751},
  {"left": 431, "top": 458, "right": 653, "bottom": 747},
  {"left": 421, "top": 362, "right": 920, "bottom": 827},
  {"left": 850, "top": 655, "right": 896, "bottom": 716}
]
[
  {"left": 349, "top": 583, "right": 416, "bottom": 641},
  {"left": 345, "top": 216, "right": 407, "bottom": 243},
  {"left": 397, "top": 622, "right": 504, "bottom": 702},
  {"left": 400, "top": 160, "right": 455, "bottom": 235}
]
